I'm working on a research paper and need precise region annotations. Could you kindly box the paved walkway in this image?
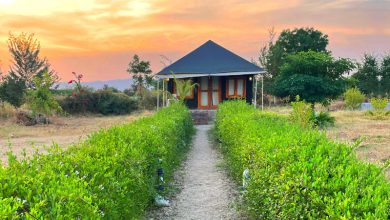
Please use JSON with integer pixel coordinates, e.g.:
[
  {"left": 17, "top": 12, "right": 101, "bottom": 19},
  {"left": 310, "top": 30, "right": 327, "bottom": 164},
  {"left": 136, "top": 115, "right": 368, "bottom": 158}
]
[{"left": 147, "top": 125, "right": 238, "bottom": 219}]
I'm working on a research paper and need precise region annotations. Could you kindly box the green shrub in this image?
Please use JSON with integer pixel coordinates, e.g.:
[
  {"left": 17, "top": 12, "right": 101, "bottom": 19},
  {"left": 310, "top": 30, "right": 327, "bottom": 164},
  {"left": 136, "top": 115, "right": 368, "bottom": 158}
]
[
  {"left": 216, "top": 100, "right": 390, "bottom": 219},
  {"left": 27, "top": 72, "right": 62, "bottom": 116},
  {"left": 344, "top": 87, "right": 365, "bottom": 110},
  {"left": 137, "top": 89, "right": 158, "bottom": 110},
  {"left": 371, "top": 97, "right": 388, "bottom": 111},
  {"left": 314, "top": 111, "right": 335, "bottom": 128},
  {"left": 0, "top": 103, "right": 194, "bottom": 219},
  {"left": 0, "top": 102, "right": 16, "bottom": 118},
  {"left": 92, "top": 90, "right": 138, "bottom": 115},
  {"left": 290, "top": 97, "right": 314, "bottom": 128},
  {"left": 0, "top": 72, "right": 26, "bottom": 108},
  {"left": 59, "top": 89, "right": 138, "bottom": 115}
]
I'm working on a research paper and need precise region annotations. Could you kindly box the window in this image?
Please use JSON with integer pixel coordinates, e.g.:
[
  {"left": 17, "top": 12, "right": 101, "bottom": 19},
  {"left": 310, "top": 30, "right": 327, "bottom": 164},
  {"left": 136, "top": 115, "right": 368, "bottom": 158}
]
[
  {"left": 226, "top": 77, "right": 246, "bottom": 98},
  {"left": 173, "top": 79, "right": 195, "bottom": 99}
]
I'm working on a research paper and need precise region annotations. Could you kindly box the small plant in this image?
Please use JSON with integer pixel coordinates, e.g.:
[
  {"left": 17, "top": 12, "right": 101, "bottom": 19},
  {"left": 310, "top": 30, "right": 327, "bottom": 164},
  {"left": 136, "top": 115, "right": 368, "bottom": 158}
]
[
  {"left": 366, "top": 97, "right": 390, "bottom": 120},
  {"left": 27, "top": 71, "right": 62, "bottom": 116},
  {"left": 290, "top": 96, "right": 314, "bottom": 128},
  {"left": 344, "top": 87, "right": 365, "bottom": 110},
  {"left": 0, "top": 101, "right": 16, "bottom": 118},
  {"left": 371, "top": 97, "right": 388, "bottom": 111},
  {"left": 68, "top": 71, "right": 84, "bottom": 96},
  {"left": 174, "top": 78, "right": 197, "bottom": 102},
  {"left": 314, "top": 111, "right": 335, "bottom": 128}
]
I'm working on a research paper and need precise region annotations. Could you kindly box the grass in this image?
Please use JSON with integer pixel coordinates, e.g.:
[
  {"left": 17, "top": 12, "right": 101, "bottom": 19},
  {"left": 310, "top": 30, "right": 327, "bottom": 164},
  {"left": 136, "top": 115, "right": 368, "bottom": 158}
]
[
  {"left": 327, "top": 111, "right": 390, "bottom": 172},
  {"left": 0, "top": 111, "right": 152, "bottom": 165}
]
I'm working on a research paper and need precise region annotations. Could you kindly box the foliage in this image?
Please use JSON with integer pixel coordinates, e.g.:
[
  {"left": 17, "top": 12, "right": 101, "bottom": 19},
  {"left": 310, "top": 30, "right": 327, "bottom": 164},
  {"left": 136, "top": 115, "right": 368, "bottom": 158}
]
[
  {"left": 353, "top": 54, "right": 390, "bottom": 97},
  {"left": 92, "top": 90, "right": 138, "bottom": 115},
  {"left": 0, "top": 72, "right": 27, "bottom": 108},
  {"left": 290, "top": 96, "right": 314, "bottom": 128},
  {"left": 127, "top": 55, "right": 153, "bottom": 95},
  {"left": 344, "top": 87, "right": 365, "bottom": 110},
  {"left": 0, "top": 103, "right": 194, "bottom": 219},
  {"left": 59, "top": 89, "right": 138, "bottom": 115},
  {"left": 0, "top": 102, "right": 16, "bottom": 118},
  {"left": 68, "top": 72, "right": 84, "bottom": 95},
  {"left": 381, "top": 54, "right": 390, "bottom": 96},
  {"left": 137, "top": 89, "right": 158, "bottom": 110},
  {"left": 273, "top": 51, "right": 355, "bottom": 105},
  {"left": 216, "top": 101, "right": 390, "bottom": 219},
  {"left": 314, "top": 111, "right": 335, "bottom": 128},
  {"left": 27, "top": 71, "right": 62, "bottom": 116},
  {"left": 258, "top": 27, "right": 330, "bottom": 95},
  {"left": 173, "top": 78, "right": 197, "bottom": 102},
  {"left": 290, "top": 96, "right": 335, "bottom": 128},
  {"left": 8, "top": 32, "right": 58, "bottom": 88},
  {"left": 371, "top": 97, "right": 388, "bottom": 111}
]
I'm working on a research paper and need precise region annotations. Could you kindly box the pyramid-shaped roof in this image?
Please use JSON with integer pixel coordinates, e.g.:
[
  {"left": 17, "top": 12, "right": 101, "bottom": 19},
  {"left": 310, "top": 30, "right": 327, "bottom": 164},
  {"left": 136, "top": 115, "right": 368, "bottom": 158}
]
[{"left": 157, "top": 40, "right": 263, "bottom": 77}]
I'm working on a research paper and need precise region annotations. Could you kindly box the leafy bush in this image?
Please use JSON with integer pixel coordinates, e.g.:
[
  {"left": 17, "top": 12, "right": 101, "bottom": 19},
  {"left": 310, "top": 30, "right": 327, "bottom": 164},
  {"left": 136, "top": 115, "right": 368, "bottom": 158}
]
[
  {"left": 0, "top": 72, "right": 26, "bottom": 108},
  {"left": 290, "top": 97, "right": 335, "bottom": 128},
  {"left": 344, "top": 87, "right": 365, "bottom": 110},
  {"left": 365, "top": 97, "right": 390, "bottom": 120},
  {"left": 290, "top": 96, "right": 314, "bottom": 128},
  {"left": 314, "top": 111, "right": 335, "bottom": 128},
  {"left": 59, "top": 89, "right": 138, "bottom": 115},
  {"left": 137, "top": 89, "right": 158, "bottom": 110},
  {"left": 92, "top": 90, "right": 138, "bottom": 115},
  {"left": 0, "top": 103, "right": 194, "bottom": 219},
  {"left": 0, "top": 102, "right": 16, "bottom": 118},
  {"left": 216, "top": 100, "right": 390, "bottom": 219},
  {"left": 371, "top": 97, "right": 388, "bottom": 111},
  {"left": 27, "top": 72, "right": 62, "bottom": 116}
]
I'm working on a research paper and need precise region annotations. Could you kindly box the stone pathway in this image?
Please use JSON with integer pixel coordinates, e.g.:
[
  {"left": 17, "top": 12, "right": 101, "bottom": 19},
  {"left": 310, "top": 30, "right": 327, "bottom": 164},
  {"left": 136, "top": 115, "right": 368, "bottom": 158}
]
[{"left": 146, "top": 125, "right": 239, "bottom": 219}]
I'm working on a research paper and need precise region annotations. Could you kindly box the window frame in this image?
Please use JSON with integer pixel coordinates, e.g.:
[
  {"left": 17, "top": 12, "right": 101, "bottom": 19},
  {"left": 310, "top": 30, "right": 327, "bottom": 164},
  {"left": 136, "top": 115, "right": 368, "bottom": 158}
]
[{"left": 225, "top": 76, "right": 247, "bottom": 99}]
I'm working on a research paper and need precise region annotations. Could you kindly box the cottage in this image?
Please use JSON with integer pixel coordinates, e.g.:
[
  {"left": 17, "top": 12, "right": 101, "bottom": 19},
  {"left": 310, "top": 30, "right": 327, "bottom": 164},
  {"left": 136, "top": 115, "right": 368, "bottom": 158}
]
[{"left": 156, "top": 40, "right": 265, "bottom": 109}]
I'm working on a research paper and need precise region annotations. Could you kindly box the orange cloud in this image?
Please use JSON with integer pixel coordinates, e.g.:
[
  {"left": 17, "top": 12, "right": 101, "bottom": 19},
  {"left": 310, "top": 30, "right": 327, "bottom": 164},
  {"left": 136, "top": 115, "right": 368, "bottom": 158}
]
[{"left": 0, "top": 0, "right": 389, "bottom": 81}]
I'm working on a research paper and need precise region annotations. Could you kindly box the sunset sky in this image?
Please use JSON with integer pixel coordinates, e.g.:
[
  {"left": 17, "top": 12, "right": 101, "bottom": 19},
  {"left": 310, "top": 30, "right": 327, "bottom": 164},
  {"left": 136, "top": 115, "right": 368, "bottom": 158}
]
[{"left": 0, "top": 0, "right": 389, "bottom": 81}]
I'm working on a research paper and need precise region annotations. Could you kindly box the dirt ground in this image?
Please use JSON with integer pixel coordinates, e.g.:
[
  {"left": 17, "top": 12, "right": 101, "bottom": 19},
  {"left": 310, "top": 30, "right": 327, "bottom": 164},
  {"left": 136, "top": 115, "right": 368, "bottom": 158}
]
[
  {"left": 146, "top": 125, "right": 239, "bottom": 220},
  {"left": 0, "top": 111, "right": 151, "bottom": 165},
  {"left": 327, "top": 111, "right": 390, "bottom": 167}
]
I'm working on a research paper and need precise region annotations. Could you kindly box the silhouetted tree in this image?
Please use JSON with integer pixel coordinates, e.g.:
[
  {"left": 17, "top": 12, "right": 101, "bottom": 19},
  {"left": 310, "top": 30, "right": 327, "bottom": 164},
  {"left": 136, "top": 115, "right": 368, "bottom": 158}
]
[
  {"left": 8, "top": 32, "right": 58, "bottom": 88},
  {"left": 127, "top": 54, "right": 153, "bottom": 95}
]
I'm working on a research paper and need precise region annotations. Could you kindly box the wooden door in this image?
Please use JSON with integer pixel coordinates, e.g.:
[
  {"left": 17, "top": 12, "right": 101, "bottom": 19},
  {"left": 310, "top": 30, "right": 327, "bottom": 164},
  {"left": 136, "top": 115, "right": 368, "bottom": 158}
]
[{"left": 198, "top": 77, "right": 220, "bottom": 109}]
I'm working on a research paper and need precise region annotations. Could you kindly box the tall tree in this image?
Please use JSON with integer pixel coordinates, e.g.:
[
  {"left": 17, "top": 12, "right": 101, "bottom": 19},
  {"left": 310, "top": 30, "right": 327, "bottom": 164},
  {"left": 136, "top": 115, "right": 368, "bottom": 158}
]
[
  {"left": 353, "top": 54, "right": 382, "bottom": 97},
  {"left": 380, "top": 54, "right": 390, "bottom": 96},
  {"left": 127, "top": 54, "right": 153, "bottom": 95},
  {"left": 8, "top": 32, "right": 58, "bottom": 88},
  {"left": 272, "top": 51, "right": 355, "bottom": 105},
  {"left": 258, "top": 27, "right": 330, "bottom": 96}
]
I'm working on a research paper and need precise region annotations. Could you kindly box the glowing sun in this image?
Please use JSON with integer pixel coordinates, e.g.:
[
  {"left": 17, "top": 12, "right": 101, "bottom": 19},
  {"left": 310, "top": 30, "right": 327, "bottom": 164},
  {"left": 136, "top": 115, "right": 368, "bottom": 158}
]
[{"left": 0, "top": 0, "right": 13, "bottom": 5}]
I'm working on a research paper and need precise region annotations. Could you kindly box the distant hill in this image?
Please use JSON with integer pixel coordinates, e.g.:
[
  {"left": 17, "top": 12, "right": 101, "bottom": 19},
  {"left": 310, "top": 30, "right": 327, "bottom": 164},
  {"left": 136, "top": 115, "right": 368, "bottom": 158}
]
[{"left": 55, "top": 78, "right": 133, "bottom": 91}]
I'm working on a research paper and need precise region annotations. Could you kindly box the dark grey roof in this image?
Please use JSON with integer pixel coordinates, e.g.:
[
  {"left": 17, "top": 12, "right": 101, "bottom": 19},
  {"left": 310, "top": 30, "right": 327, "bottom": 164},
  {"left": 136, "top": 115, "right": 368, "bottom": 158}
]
[{"left": 157, "top": 40, "right": 263, "bottom": 75}]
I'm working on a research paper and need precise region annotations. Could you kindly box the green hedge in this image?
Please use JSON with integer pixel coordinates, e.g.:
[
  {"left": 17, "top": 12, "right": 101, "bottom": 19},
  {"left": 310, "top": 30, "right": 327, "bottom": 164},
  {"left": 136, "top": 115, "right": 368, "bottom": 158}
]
[
  {"left": 0, "top": 103, "right": 194, "bottom": 219},
  {"left": 58, "top": 89, "right": 138, "bottom": 115},
  {"left": 216, "top": 101, "right": 390, "bottom": 219}
]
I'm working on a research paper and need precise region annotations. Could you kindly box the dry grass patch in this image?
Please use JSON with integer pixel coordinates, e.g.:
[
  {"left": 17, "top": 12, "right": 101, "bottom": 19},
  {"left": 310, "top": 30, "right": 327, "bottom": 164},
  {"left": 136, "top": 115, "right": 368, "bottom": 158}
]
[
  {"left": 327, "top": 111, "right": 390, "bottom": 175},
  {"left": 0, "top": 111, "right": 152, "bottom": 164}
]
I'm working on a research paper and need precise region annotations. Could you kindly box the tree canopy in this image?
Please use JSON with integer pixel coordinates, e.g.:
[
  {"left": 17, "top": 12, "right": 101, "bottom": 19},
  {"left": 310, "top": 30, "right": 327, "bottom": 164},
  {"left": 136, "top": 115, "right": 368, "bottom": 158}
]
[
  {"left": 258, "top": 27, "right": 330, "bottom": 96},
  {"left": 272, "top": 51, "right": 355, "bottom": 105},
  {"left": 127, "top": 54, "right": 153, "bottom": 95},
  {"left": 8, "top": 32, "right": 58, "bottom": 88},
  {"left": 353, "top": 54, "right": 390, "bottom": 97}
]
